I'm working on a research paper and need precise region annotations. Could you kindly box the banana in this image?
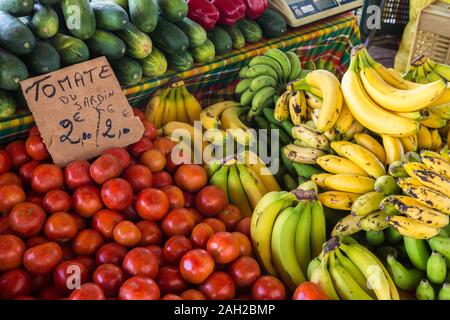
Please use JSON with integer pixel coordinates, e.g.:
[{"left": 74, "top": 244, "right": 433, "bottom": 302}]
[
  {"left": 404, "top": 168, "right": 450, "bottom": 198},
  {"left": 310, "top": 201, "right": 326, "bottom": 259},
  {"left": 235, "top": 78, "right": 252, "bottom": 96},
  {"left": 205, "top": 161, "right": 222, "bottom": 178},
  {"left": 385, "top": 226, "right": 403, "bottom": 243},
  {"left": 246, "top": 64, "right": 279, "bottom": 82},
  {"left": 417, "top": 125, "right": 433, "bottom": 150},
  {"left": 341, "top": 121, "right": 364, "bottom": 141},
  {"left": 381, "top": 135, "right": 404, "bottom": 165},
  {"left": 331, "top": 141, "right": 386, "bottom": 178},
  {"left": 249, "top": 55, "right": 283, "bottom": 81},
  {"left": 295, "top": 202, "right": 312, "bottom": 275},
  {"left": 421, "top": 109, "right": 448, "bottom": 128},
  {"left": 221, "top": 107, "right": 255, "bottom": 145},
  {"left": 331, "top": 214, "right": 362, "bottom": 237},
  {"left": 401, "top": 184, "right": 450, "bottom": 215},
  {"left": 395, "top": 110, "right": 430, "bottom": 121},
  {"left": 318, "top": 191, "right": 360, "bottom": 210},
  {"left": 286, "top": 51, "right": 301, "bottom": 82},
  {"left": 429, "top": 104, "right": 450, "bottom": 120},
  {"left": 311, "top": 173, "right": 334, "bottom": 190},
  {"left": 399, "top": 135, "right": 418, "bottom": 152},
  {"left": 246, "top": 165, "right": 268, "bottom": 195},
  {"left": 366, "top": 230, "right": 385, "bottom": 246},
  {"left": 180, "top": 86, "right": 202, "bottom": 124},
  {"left": 310, "top": 254, "right": 340, "bottom": 300},
  {"left": 288, "top": 91, "right": 307, "bottom": 125},
  {"left": 144, "top": 94, "right": 161, "bottom": 123},
  {"left": 304, "top": 91, "right": 323, "bottom": 109},
  {"left": 386, "top": 255, "right": 423, "bottom": 291},
  {"left": 397, "top": 177, "right": 426, "bottom": 190},
  {"left": 428, "top": 86, "right": 450, "bottom": 108},
  {"left": 316, "top": 155, "right": 367, "bottom": 176},
  {"left": 239, "top": 150, "right": 281, "bottom": 192},
  {"left": 427, "top": 252, "right": 447, "bottom": 284},
  {"left": 264, "top": 48, "right": 291, "bottom": 83},
  {"left": 248, "top": 87, "right": 278, "bottom": 119},
  {"left": 388, "top": 161, "right": 409, "bottom": 178},
  {"left": 433, "top": 62, "right": 450, "bottom": 81},
  {"left": 387, "top": 215, "right": 440, "bottom": 239},
  {"left": 174, "top": 87, "right": 189, "bottom": 123},
  {"left": 227, "top": 165, "right": 253, "bottom": 217},
  {"left": 209, "top": 165, "right": 229, "bottom": 201},
  {"left": 236, "top": 164, "right": 265, "bottom": 208},
  {"left": 334, "top": 104, "right": 355, "bottom": 134},
  {"left": 161, "top": 121, "right": 207, "bottom": 155},
  {"left": 200, "top": 101, "right": 240, "bottom": 130},
  {"left": 353, "top": 133, "right": 386, "bottom": 164},
  {"left": 416, "top": 279, "right": 436, "bottom": 300},
  {"left": 153, "top": 88, "right": 170, "bottom": 128},
  {"left": 292, "top": 162, "right": 322, "bottom": 179},
  {"left": 324, "top": 174, "right": 375, "bottom": 194},
  {"left": 359, "top": 211, "right": 390, "bottom": 231},
  {"left": 239, "top": 66, "right": 249, "bottom": 78},
  {"left": 273, "top": 91, "right": 291, "bottom": 121},
  {"left": 421, "top": 153, "right": 450, "bottom": 179},
  {"left": 431, "top": 129, "right": 443, "bottom": 151},
  {"left": 374, "top": 175, "right": 401, "bottom": 195},
  {"left": 291, "top": 124, "right": 329, "bottom": 150},
  {"left": 307, "top": 258, "right": 321, "bottom": 281},
  {"left": 351, "top": 191, "right": 385, "bottom": 216},
  {"left": 429, "top": 236, "right": 450, "bottom": 260},
  {"left": 282, "top": 144, "right": 326, "bottom": 164},
  {"left": 163, "top": 89, "right": 178, "bottom": 126},
  {"left": 439, "top": 284, "right": 450, "bottom": 300},
  {"left": 250, "top": 75, "right": 277, "bottom": 92}
]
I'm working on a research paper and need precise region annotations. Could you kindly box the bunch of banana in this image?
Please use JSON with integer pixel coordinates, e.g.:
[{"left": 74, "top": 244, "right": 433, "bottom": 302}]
[
  {"left": 145, "top": 81, "right": 202, "bottom": 128},
  {"left": 404, "top": 55, "right": 450, "bottom": 84},
  {"left": 308, "top": 236, "right": 399, "bottom": 300}
]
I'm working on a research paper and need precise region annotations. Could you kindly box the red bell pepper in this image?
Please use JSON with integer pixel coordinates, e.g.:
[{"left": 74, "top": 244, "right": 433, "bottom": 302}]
[
  {"left": 243, "top": 0, "right": 268, "bottom": 19},
  {"left": 211, "top": 0, "right": 246, "bottom": 26},
  {"left": 187, "top": 0, "right": 220, "bottom": 30}
]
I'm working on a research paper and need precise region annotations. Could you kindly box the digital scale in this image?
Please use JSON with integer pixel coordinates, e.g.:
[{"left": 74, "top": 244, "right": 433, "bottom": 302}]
[{"left": 268, "top": 0, "right": 363, "bottom": 27}]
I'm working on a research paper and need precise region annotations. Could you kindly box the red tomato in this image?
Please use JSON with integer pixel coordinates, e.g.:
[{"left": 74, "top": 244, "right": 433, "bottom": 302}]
[
  {"left": 71, "top": 214, "right": 86, "bottom": 231},
  {"left": 207, "top": 232, "right": 240, "bottom": 264},
  {"left": 174, "top": 164, "right": 207, "bottom": 192},
  {"left": 293, "top": 281, "right": 329, "bottom": 300},
  {"left": 128, "top": 137, "right": 153, "bottom": 159},
  {"left": 5, "top": 140, "right": 30, "bottom": 168},
  {"left": 61, "top": 245, "right": 75, "bottom": 260},
  {"left": 0, "top": 172, "right": 22, "bottom": 188},
  {"left": 30, "top": 274, "right": 51, "bottom": 294},
  {"left": 91, "top": 209, "right": 124, "bottom": 240},
  {"left": 8, "top": 202, "right": 46, "bottom": 238},
  {"left": 132, "top": 107, "right": 146, "bottom": 121},
  {"left": 119, "top": 276, "right": 160, "bottom": 300},
  {"left": 112, "top": 221, "right": 141, "bottom": 248},
  {"left": 151, "top": 171, "right": 173, "bottom": 188},
  {"left": 72, "top": 229, "right": 104, "bottom": 256},
  {"left": 0, "top": 269, "right": 31, "bottom": 300},
  {"left": 25, "top": 135, "right": 50, "bottom": 161},
  {"left": 26, "top": 193, "right": 43, "bottom": 206},
  {"left": 38, "top": 286, "right": 64, "bottom": 300},
  {"left": 163, "top": 235, "right": 192, "bottom": 265},
  {"left": 93, "top": 263, "right": 125, "bottom": 297},
  {"left": 190, "top": 223, "right": 214, "bottom": 249},
  {"left": 69, "top": 283, "right": 105, "bottom": 300},
  {"left": 145, "top": 245, "right": 166, "bottom": 267},
  {"left": 203, "top": 218, "right": 226, "bottom": 233},
  {"left": 179, "top": 249, "right": 215, "bottom": 284},
  {"left": 28, "top": 126, "right": 40, "bottom": 137},
  {"left": 121, "top": 202, "right": 140, "bottom": 222},
  {"left": 74, "top": 256, "right": 96, "bottom": 276},
  {"left": 228, "top": 256, "right": 261, "bottom": 288},
  {"left": 232, "top": 232, "right": 253, "bottom": 257},
  {"left": 180, "top": 289, "right": 205, "bottom": 300},
  {"left": 23, "top": 242, "right": 63, "bottom": 275},
  {"left": 14, "top": 296, "right": 37, "bottom": 300},
  {"left": 217, "top": 204, "right": 242, "bottom": 231},
  {"left": 44, "top": 212, "right": 78, "bottom": 243},
  {"left": 236, "top": 217, "right": 251, "bottom": 238},
  {"left": 53, "top": 260, "right": 89, "bottom": 293},
  {"left": 252, "top": 276, "right": 286, "bottom": 300},
  {"left": 0, "top": 215, "right": 11, "bottom": 235},
  {"left": 153, "top": 137, "right": 176, "bottom": 156},
  {"left": 90, "top": 154, "right": 122, "bottom": 185},
  {"left": 42, "top": 190, "right": 71, "bottom": 213},
  {"left": 136, "top": 221, "right": 162, "bottom": 246},
  {"left": 101, "top": 178, "right": 133, "bottom": 211},
  {"left": 199, "top": 271, "right": 236, "bottom": 300},
  {"left": 135, "top": 188, "right": 169, "bottom": 221},
  {"left": 122, "top": 164, "right": 152, "bottom": 192},
  {"left": 17, "top": 161, "right": 40, "bottom": 186},
  {"left": 161, "top": 294, "right": 183, "bottom": 300},
  {"left": 26, "top": 236, "right": 48, "bottom": 248},
  {"left": 188, "top": 208, "right": 203, "bottom": 224},
  {"left": 161, "top": 208, "right": 196, "bottom": 238},
  {"left": 140, "top": 149, "right": 166, "bottom": 173},
  {"left": 0, "top": 184, "right": 26, "bottom": 215},
  {"left": 142, "top": 120, "right": 157, "bottom": 141},
  {"left": 95, "top": 243, "right": 128, "bottom": 266},
  {"left": 0, "top": 150, "right": 12, "bottom": 174},
  {"left": 103, "top": 147, "right": 131, "bottom": 172},
  {"left": 64, "top": 160, "right": 92, "bottom": 190},
  {"left": 195, "top": 185, "right": 228, "bottom": 217},
  {"left": 161, "top": 185, "right": 185, "bottom": 209},
  {"left": 122, "top": 247, "right": 159, "bottom": 278},
  {"left": 183, "top": 191, "right": 195, "bottom": 208},
  {"left": 156, "top": 266, "right": 187, "bottom": 294},
  {"left": 72, "top": 185, "right": 103, "bottom": 218},
  {"left": 31, "top": 164, "right": 64, "bottom": 194},
  {"left": 165, "top": 153, "right": 181, "bottom": 173}
]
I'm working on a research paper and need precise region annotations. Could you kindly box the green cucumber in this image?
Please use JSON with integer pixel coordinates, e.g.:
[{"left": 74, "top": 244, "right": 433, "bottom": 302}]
[
  {"left": 0, "top": 11, "right": 36, "bottom": 55},
  {"left": 49, "top": 33, "right": 89, "bottom": 66},
  {"left": 111, "top": 55, "right": 142, "bottom": 86},
  {"left": 158, "top": 0, "right": 188, "bottom": 22},
  {"left": 115, "top": 22, "right": 153, "bottom": 59},
  {"left": 24, "top": 41, "right": 60, "bottom": 74},
  {"left": 90, "top": 2, "right": 129, "bottom": 31},
  {"left": 257, "top": 9, "right": 287, "bottom": 39},
  {"left": 61, "top": 0, "right": 96, "bottom": 40},
  {"left": 190, "top": 38, "right": 215, "bottom": 63},
  {"left": 0, "top": 47, "right": 29, "bottom": 91},
  {"left": 207, "top": 27, "right": 232, "bottom": 55},
  {"left": 0, "top": 89, "right": 17, "bottom": 119},
  {"left": 29, "top": 4, "right": 59, "bottom": 39},
  {"left": 86, "top": 29, "right": 126, "bottom": 60},
  {"left": 128, "top": 0, "right": 159, "bottom": 33},
  {"left": 167, "top": 51, "right": 193, "bottom": 72},
  {"left": 236, "top": 19, "right": 262, "bottom": 43},
  {"left": 175, "top": 17, "right": 207, "bottom": 48},
  {"left": 138, "top": 47, "right": 167, "bottom": 77},
  {"left": 223, "top": 25, "right": 246, "bottom": 50},
  {"left": 149, "top": 16, "right": 189, "bottom": 55},
  {"left": 93, "top": 0, "right": 128, "bottom": 10},
  {"left": 0, "top": 0, "right": 34, "bottom": 17}
]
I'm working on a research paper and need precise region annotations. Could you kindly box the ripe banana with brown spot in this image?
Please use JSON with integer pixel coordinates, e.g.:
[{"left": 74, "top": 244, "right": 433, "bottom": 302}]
[
  {"left": 332, "top": 214, "right": 362, "bottom": 236},
  {"left": 274, "top": 91, "right": 291, "bottom": 121},
  {"left": 323, "top": 174, "right": 375, "bottom": 194},
  {"left": 283, "top": 144, "right": 326, "bottom": 164},
  {"left": 289, "top": 91, "right": 307, "bottom": 125},
  {"left": 387, "top": 215, "right": 440, "bottom": 239},
  {"left": 359, "top": 211, "right": 390, "bottom": 231},
  {"left": 318, "top": 191, "right": 361, "bottom": 210},
  {"left": 291, "top": 124, "right": 329, "bottom": 150},
  {"left": 316, "top": 155, "right": 368, "bottom": 176},
  {"left": 353, "top": 133, "right": 386, "bottom": 164}
]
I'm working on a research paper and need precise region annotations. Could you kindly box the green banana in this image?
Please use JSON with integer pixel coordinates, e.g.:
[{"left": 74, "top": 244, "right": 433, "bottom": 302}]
[
  {"left": 385, "top": 226, "right": 402, "bottom": 244},
  {"left": 280, "top": 148, "right": 297, "bottom": 177},
  {"left": 271, "top": 123, "right": 292, "bottom": 146},
  {"left": 438, "top": 283, "right": 450, "bottom": 300},
  {"left": 205, "top": 161, "right": 222, "bottom": 178},
  {"left": 262, "top": 107, "right": 282, "bottom": 125},
  {"left": 404, "top": 237, "right": 430, "bottom": 271},
  {"left": 386, "top": 255, "right": 424, "bottom": 291},
  {"left": 246, "top": 64, "right": 279, "bottom": 81},
  {"left": 281, "top": 121, "right": 294, "bottom": 137},
  {"left": 264, "top": 48, "right": 291, "bottom": 83},
  {"left": 286, "top": 51, "right": 301, "bottom": 82},
  {"left": 248, "top": 87, "right": 277, "bottom": 119},
  {"left": 351, "top": 191, "right": 386, "bottom": 216},
  {"left": 240, "top": 88, "right": 257, "bottom": 106},
  {"left": 366, "top": 230, "right": 385, "bottom": 246},
  {"left": 303, "top": 60, "right": 316, "bottom": 70},
  {"left": 359, "top": 212, "right": 390, "bottom": 232},
  {"left": 427, "top": 252, "right": 447, "bottom": 284},
  {"left": 388, "top": 161, "right": 409, "bottom": 178},
  {"left": 239, "top": 66, "right": 249, "bottom": 78},
  {"left": 416, "top": 279, "right": 435, "bottom": 300},
  {"left": 429, "top": 236, "right": 450, "bottom": 260},
  {"left": 249, "top": 55, "right": 283, "bottom": 81},
  {"left": 282, "top": 174, "right": 297, "bottom": 191},
  {"left": 310, "top": 253, "right": 340, "bottom": 300},
  {"left": 403, "top": 151, "right": 421, "bottom": 163},
  {"left": 292, "top": 162, "right": 323, "bottom": 179},
  {"left": 310, "top": 201, "right": 326, "bottom": 259},
  {"left": 235, "top": 78, "right": 252, "bottom": 96},
  {"left": 227, "top": 165, "right": 253, "bottom": 218},
  {"left": 376, "top": 246, "right": 398, "bottom": 261},
  {"left": 433, "top": 63, "right": 450, "bottom": 81},
  {"left": 254, "top": 115, "right": 270, "bottom": 130},
  {"left": 209, "top": 165, "right": 229, "bottom": 201},
  {"left": 250, "top": 75, "right": 277, "bottom": 92},
  {"left": 307, "top": 257, "right": 321, "bottom": 281},
  {"left": 379, "top": 196, "right": 400, "bottom": 215},
  {"left": 374, "top": 175, "right": 401, "bottom": 196},
  {"left": 295, "top": 201, "right": 312, "bottom": 275}
]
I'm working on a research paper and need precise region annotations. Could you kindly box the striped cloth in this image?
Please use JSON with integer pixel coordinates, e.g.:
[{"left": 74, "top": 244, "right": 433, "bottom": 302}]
[{"left": 0, "top": 13, "right": 360, "bottom": 144}]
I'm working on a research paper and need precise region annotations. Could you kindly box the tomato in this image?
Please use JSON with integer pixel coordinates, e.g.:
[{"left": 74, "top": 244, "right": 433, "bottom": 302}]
[
  {"left": 122, "top": 247, "right": 159, "bottom": 278},
  {"left": 293, "top": 281, "right": 329, "bottom": 300},
  {"left": 0, "top": 172, "right": 22, "bottom": 188},
  {"left": 64, "top": 160, "right": 92, "bottom": 190},
  {"left": 93, "top": 264, "right": 125, "bottom": 297},
  {"left": 231, "top": 232, "right": 253, "bottom": 257},
  {"left": 38, "top": 286, "right": 64, "bottom": 300},
  {"left": 0, "top": 184, "right": 26, "bottom": 215},
  {"left": 30, "top": 274, "right": 51, "bottom": 294},
  {"left": 26, "top": 193, "right": 43, "bottom": 206},
  {"left": 135, "top": 188, "right": 169, "bottom": 221},
  {"left": 252, "top": 276, "right": 286, "bottom": 300},
  {"left": 25, "top": 135, "right": 50, "bottom": 161},
  {"left": 101, "top": 178, "right": 133, "bottom": 211},
  {"left": 161, "top": 208, "right": 196, "bottom": 238},
  {"left": 72, "top": 185, "right": 104, "bottom": 218},
  {"left": 136, "top": 221, "right": 162, "bottom": 246},
  {"left": 71, "top": 214, "right": 86, "bottom": 231},
  {"left": 159, "top": 186, "right": 184, "bottom": 210},
  {"left": 152, "top": 171, "right": 173, "bottom": 188},
  {"left": 203, "top": 218, "right": 226, "bottom": 233},
  {"left": 153, "top": 137, "right": 176, "bottom": 156},
  {"left": 180, "top": 289, "right": 205, "bottom": 300},
  {"left": 183, "top": 191, "right": 195, "bottom": 208},
  {"left": 165, "top": 153, "right": 181, "bottom": 173},
  {"left": 90, "top": 154, "right": 122, "bottom": 184},
  {"left": 187, "top": 208, "right": 203, "bottom": 224},
  {"left": 207, "top": 232, "right": 240, "bottom": 264},
  {"left": 161, "top": 294, "right": 183, "bottom": 300},
  {"left": 61, "top": 245, "right": 75, "bottom": 260},
  {"left": 139, "top": 149, "right": 166, "bottom": 173},
  {"left": 113, "top": 221, "right": 141, "bottom": 248},
  {"left": 119, "top": 276, "right": 160, "bottom": 300},
  {"left": 0, "top": 216, "right": 11, "bottom": 235},
  {"left": 174, "top": 164, "right": 207, "bottom": 192},
  {"left": 0, "top": 269, "right": 31, "bottom": 300},
  {"left": 103, "top": 147, "right": 131, "bottom": 172},
  {"left": 195, "top": 185, "right": 228, "bottom": 217},
  {"left": 31, "top": 164, "right": 64, "bottom": 194},
  {"left": 128, "top": 137, "right": 153, "bottom": 159},
  {"left": 72, "top": 229, "right": 104, "bottom": 256},
  {"left": 5, "top": 140, "right": 30, "bottom": 168},
  {"left": 18, "top": 160, "right": 40, "bottom": 186},
  {"left": 190, "top": 223, "right": 214, "bottom": 249},
  {"left": 69, "top": 283, "right": 105, "bottom": 300},
  {"left": 96, "top": 243, "right": 128, "bottom": 266},
  {"left": 23, "top": 242, "right": 63, "bottom": 275},
  {"left": 74, "top": 256, "right": 96, "bottom": 276},
  {"left": 217, "top": 205, "right": 242, "bottom": 231},
  {"left": 28, "top": 126, "right": 40, "bottom": 137},
  {"left": 199, "top": 271, "right": 236, "bottom": 300},
  {"left": 228, "top": 256, "right": 261, "bottom": 288},
  {"left": 156, "top": 265, "right": 187, "bottom": 294},
  {"left": 91, "top": 209, "right": 124, "bottom": 240},
  {"left": 145, "top": 245, "right": 166, "bottom": 267},
  {"left": 121, "top": 202, "right": 140, "bottom": 222},
  {"left": 44, "top": 212, "right": 78, "bottom": 243},
  {"left": 236, "top": 217, "right": 251, "bottom": 238},
  {"left": 132, "top": 107, "right": 146, "bottom": 121},
  {"left": 163, "top": 235, "right": 192, "bottom": 265},
  {"left": 180, "top": 249, "right": 215, "bottom": 284},
  {"left": 8, "top": 202, "right": 46, "bottom": 238},
  {"left": 0, "top": 150, "right": 11, "bottom": 174},
  {"left": 53, "top": 260, "right": 89, "bottom": 293},
  {"left": 26, "top": 236, "right": 48, "bottom": 248},
  {"left": 142, "top": 120, "right": 158, "bottom": 141},
  {"left": 122, "top": 164, "right": 152, "bottom": 192},
  {"left": 42, "top": 190, "right": 71, "bottom": 213}
]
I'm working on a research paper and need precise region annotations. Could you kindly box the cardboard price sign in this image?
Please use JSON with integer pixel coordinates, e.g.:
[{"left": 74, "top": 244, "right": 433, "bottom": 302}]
[{"left": 20, "top": 57, "right": 144, "bottom": 167}]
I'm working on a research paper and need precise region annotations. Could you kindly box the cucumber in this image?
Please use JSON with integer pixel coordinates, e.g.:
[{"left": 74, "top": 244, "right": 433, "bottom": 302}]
[
  {"left": 61, "top": 0, "right": 96, "bottom": 40},
  {"left": 94, "top": 0, "right": 128, "bottom": 10},
  {"left": 0, "top": 11, "right": 36, "bottom": 55},
  {"left": 175, "top": 17, "right": 207, "bottom": 48},
  {"left": 190, "top": 38, "right": 215, "bottom": 64},
  {"left": 138, "top": 47, "right": 167, "bottom": 77},
  {"left": 236, "top": 19, "right": 262, "bottom": 43},
  {"left": 0, "top": 90, "right": 17, "bottom": 119},
  {"left": 90, "top": 2, "right": 129, "bottom": 31},
  {"left": 86, "top": 29, "right": 126, "bottom": 60},
  {"left": 24, "top": 41, "right": 60, "bottom": 74},
  {"left": 0, "top": 0, "right": 34, "bottom": 17},
  {"left": 128, "top": 0, "right": 159, "bottom": 33},
  {"left": 49, "top": 33, "right": 89, "bottom": 66},
  {"left": 207, "top": 27, "right": 232, "bottom": 55},
  {"left": 257, "top": 9, "right": 287, "bottom": 38},
  {"left": 223, "top": 25, "right": 246, "bottom": 49},
  {"left": 111, "top": 55, "right": 142, "bottom": 86},
  {"left": 29, "top": 4, "right": 59, "bottom": 39},
  {"left": 167, "top": 51, "right": 193, "bottom": 72},
  {"left": 149, "top": 16, "right": 189, "bottom": 55},
  {"left": 38, "top": 0, "right": 61, "bottom": 4},
  {"left": 158, "top": 0, "right": 188, "bottom": 22},
  {"left": 115, "top": 22, "right": 152, "bottom": 59},
  {"left": 0, "top": 48, "right": 29, "bottom": 91}
]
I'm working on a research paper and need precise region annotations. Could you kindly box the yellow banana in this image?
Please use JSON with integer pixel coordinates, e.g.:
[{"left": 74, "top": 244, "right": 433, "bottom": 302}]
[
  {"left": 161, "top": 121, "right": 207, "bottom": 155},
  {"left": 236, "top": 164, "right": 265, "bottom": 208},
  {"left": 220, "top": 107, "right": 255, "bottom": 146},
  {"left": 316, "top": 155, "right": 367, "bottom": 176},
  {"left": 334, "top": 104, "right": 354, "bottom": 134},
  {"left": 353, "top": 133, "right": 386, "bottom": 164},
  {"left": 144, "top": 95, "right": 160, "bottom": 123},
  {"left": 430, "top": 129, "right": 443, "bottom": 151},
  {"left": 227, "top": 165, "right": 253, "bottom": 218},
  {"left": 421, "top": 109, "right": 448, "bottom": 129},
  {"left": 289, "top": 91, "right": 307, "bottom": 125},
  {"left": 318, "top": 191, "right": 361, "bottom": 210},
  {"left": 154, "top": 88, "right": 170, "bottom": 128},
  {"left": 417, "top": 125, "right": 433, "bottom": 150},
  {"left": 341, "top": 121, "right": 365, "bottom": 140},
  {"left": 405, "top": 165, "right": 450, "bottom": 198},
  {"left": 395, "top": 110, "right": 430, "bottom": 121},
  {"left": 283, "top": 144, "right": 326, "bottom": 164},
  {"left": 351, "top": 191, "right": 385, "bottom": 216},
  {"left": 174, "top": 87, "right": 189, "bottom": 123},
  {"left": 359, "top": 211, "right": 390, "bottom": 232},
  {"left": 323, "top": 174, "right": 375, "bottom": 194},
  {"left": 428, "top": 86, "right": 450, "bottom": 108},
  {"left": 421, "top": 152, "right": 450, "bottom": 179},
  {"left": 274, "top": 91, "right": 291, "bottom": 121},
  {"left": 200, "top": 101, "right": 240, "bottom": 130},
  {"left": 381, "top": 135, "right": 404, "bottom": 165},
  {"left": 401, "top": 184, "right": 450, "bottom": 215},
  {"left": 311, "top": 173, "right": 334, "bottom": 190},
  {"left": 399, "top": 135, "right": 418, "bottom": 152},
  {"left": 428, "top": 104, "right": 450, "bottom": 120},
  {"left": 304, "top": 91, "right": 322, "bottom": 109},
  {"left": 291, "top": 124, "right": 329, "bottom": 150},
  {"left": 162, "top": 89, "right": 178, "bottom": 126},
  {"left": 403, "top": 162, "right": 429, "bottom": 176},
  {"left": 331, "top": 214, "right": 362, "bottom": 237},
  {"left": 181, "top": 86, "right": 202, "bottom": 124},
  {"left": 387, "top": 215, "right": 440, "bottom": 239},
  {"left": 239, "top": 150, "right": 281, "bottom": 192}
]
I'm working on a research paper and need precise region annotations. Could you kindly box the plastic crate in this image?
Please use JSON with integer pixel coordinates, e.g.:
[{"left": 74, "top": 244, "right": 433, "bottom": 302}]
[{"left": 410, "top": 1, "right": 450, "bottom": 64}]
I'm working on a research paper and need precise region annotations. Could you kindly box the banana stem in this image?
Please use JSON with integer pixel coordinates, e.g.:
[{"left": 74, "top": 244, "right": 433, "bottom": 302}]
[
  {"left": 324, "top": 236, "right": 340, "bottom": 254},
  {"left": 291, "top": 189, "right": 317, "bottom": 201}
]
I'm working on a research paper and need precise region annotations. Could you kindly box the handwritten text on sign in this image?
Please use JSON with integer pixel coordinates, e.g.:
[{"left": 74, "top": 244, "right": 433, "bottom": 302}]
[{"left": 20, "top": 57, "right": 144, "bottom": 167}]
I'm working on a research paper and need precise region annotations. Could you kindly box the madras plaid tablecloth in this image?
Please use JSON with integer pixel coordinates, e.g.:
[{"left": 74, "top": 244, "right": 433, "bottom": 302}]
[{"left": 0, "top": 12, "right": 360, "bottom": 144}]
